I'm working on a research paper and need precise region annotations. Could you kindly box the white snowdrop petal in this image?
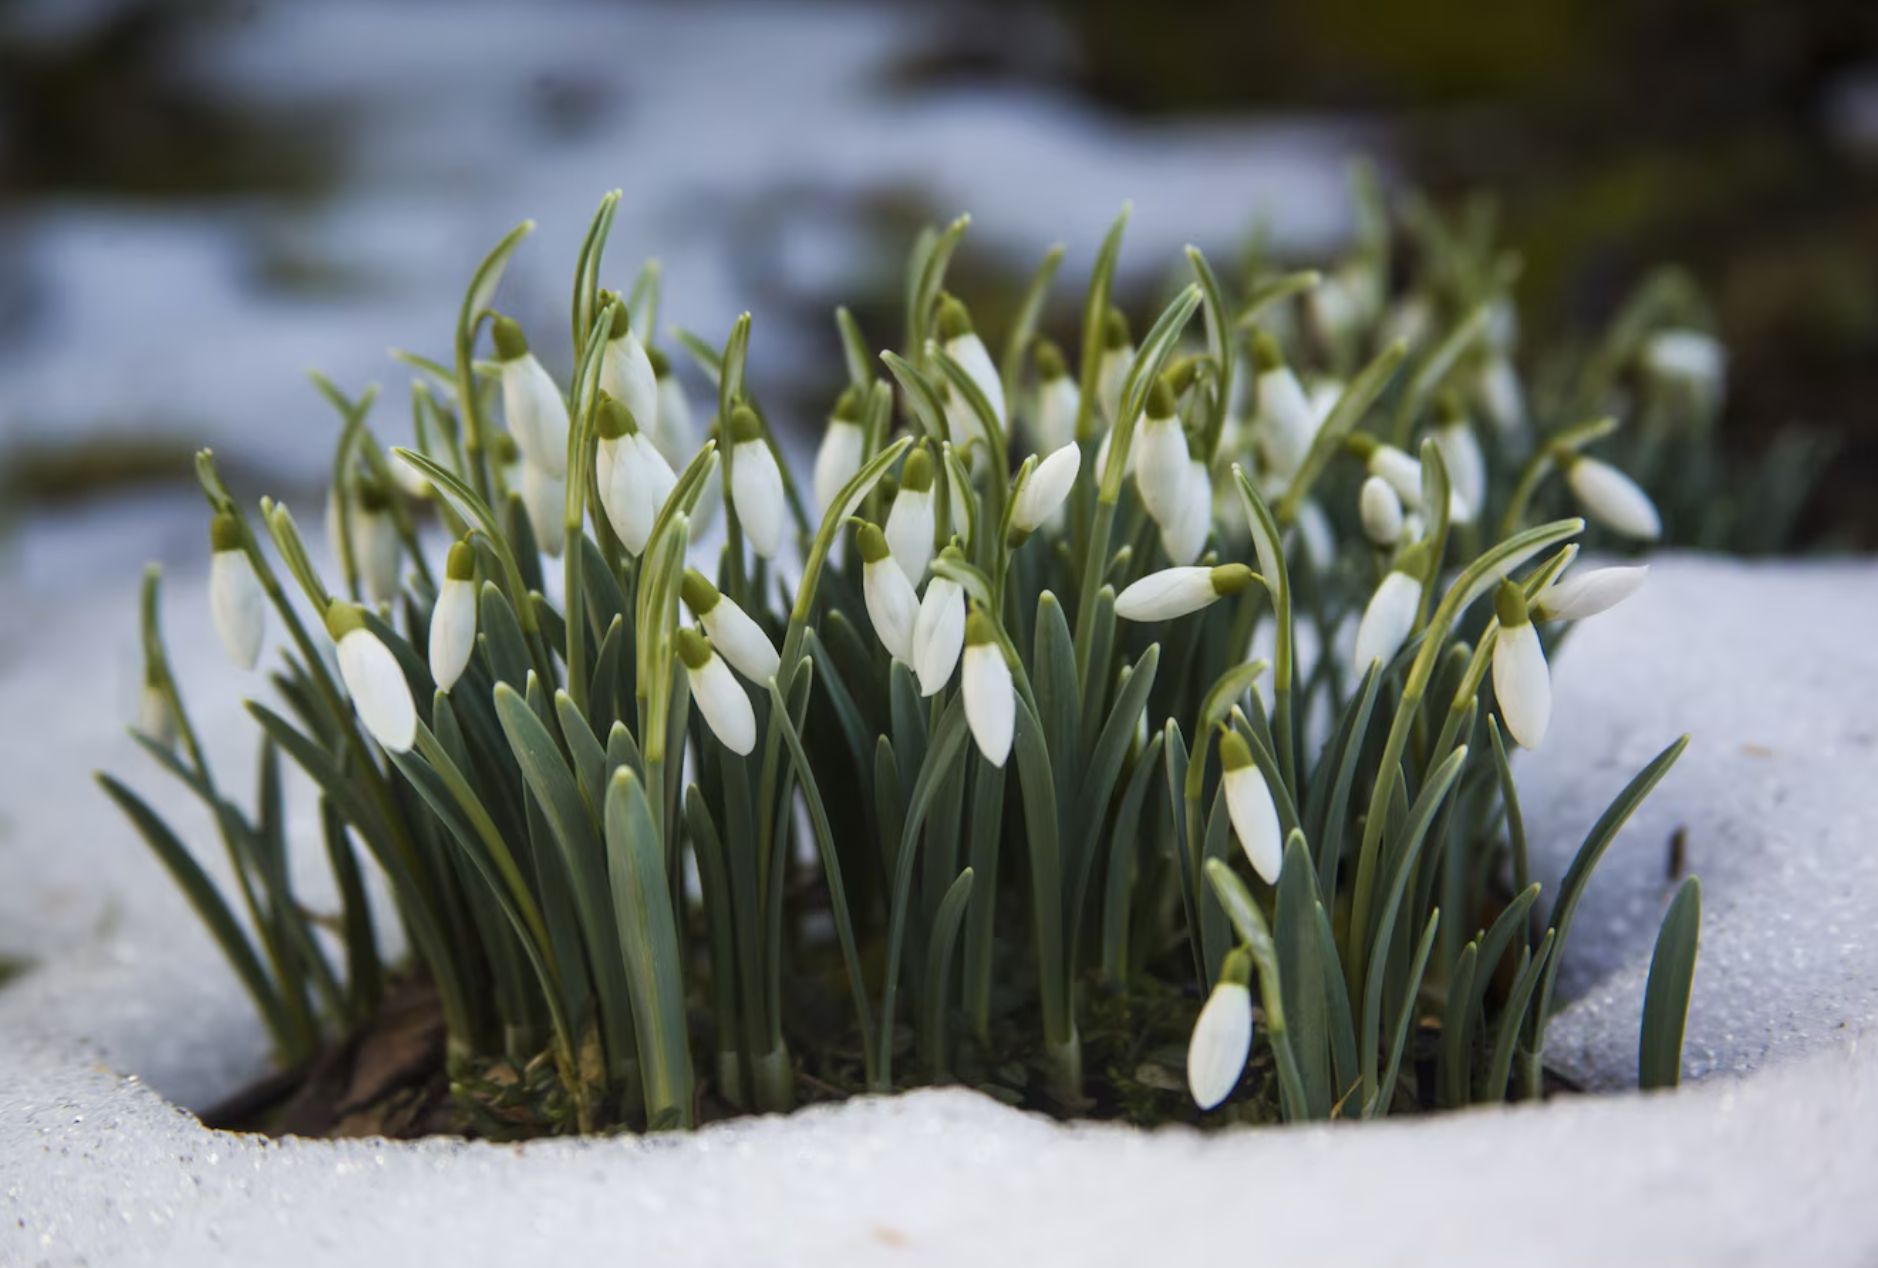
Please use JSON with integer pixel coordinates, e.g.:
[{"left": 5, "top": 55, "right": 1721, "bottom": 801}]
[
  {"left": 1353, "top": 570, "right": 1422, "bottom": 671},
  {"left": 690, "top": 653, "right": 757, "bottom": 755},
  {"left": 1114, "top": 567, "right": 1216, "bottom": 622},
  {"left": 502, "top": 355, "right": 571, "bottom": 479},
  {"left": 1434, "top": 422, "right": 1486, "bottom": 521},
  {"left": 1568, "top": 457, "right": 1662, "bottom": 541},
  {"left": 209, "top": 550, "right": 265, "bottom": 670},
  {"left": 1296, "top": 499, "right": 1335, "bottom": 572},
  {"left": 338, "top": 628, "right": 416, "bottom": 753},
  {"left": 962, "top": 643, "right": 1014, "bottom": 767},
  {"left": 607, "top": 435, "right": 674, "bottom": 555},
  {"left": 1036, "top": 377, "right": 1080, "bottom": 452},
  {"left": 599, "top": 332, "right": 660, "bottom": 442},
  {"left": 1370, "top": 445, "right": 1425, "bottom": 509},
  {"left": 1493, "top": 621, "right": 1552, "bottom": 748},
  {"left": 1134, "top": 415, "right": 1190, "bottom": 526},
  {"left": 1187, "top": 981, "right": 1253, "bottom": 1111},
  {"left": 1012, "top": 443, "right": 1081, "bottom": 532},
  {"left": 521, "top": 461, "right": 566, "bottom": 558},
  {"left": 704, "top": 599, "right": 781, "bottom": 684},
  {"left": 1258, "top": 367, "right": 1316, "bottom": 476},
  {"left": 1159, "top": 461, "right": 1213, "bottom": 565},
  {"left": 863, "top": 560, "right": 920, "bottom": 664},
  {"left": 947, "top": 333, "right": 1006, "bottom": 432},
  {"left": 813, "top": 422, "right": 865, "bottom": 517},
  {"left": 1360, "top": 476, "right": 1404, "bottom": 547},
  {"left": 653, "top": 374, "right": 696, "bottom": 467},
  {"left": 1539, "top": 564, "right": 1650, "bottom": 621},
  {"left": 1225, "top": 765, "right": 1283, "bottom": 885},
  {"left": 1478, "top": 354, "right": 1525, "bottom": 435},
  {"left": 357, "top": 512, "right": 402, "bottom": 606},
  {"left": 731, "top": 440, "right": 787, "bottom": 559},
  {"left": 884, "top": 489, "right": 935, "bottom": 584},
  {"left": 428, "top": 578, "right": 477, "bottom": 692},
  {"left": 912, "top": 578, "right": 965, "bottom": 696}
]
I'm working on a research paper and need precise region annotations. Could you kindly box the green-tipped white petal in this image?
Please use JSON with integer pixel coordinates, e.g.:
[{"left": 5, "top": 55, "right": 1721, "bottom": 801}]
[
  {"left": 337, "top": 627, "right": 416, "bottom": 753},
  {"left": 499, "top": 352, "right": 571, "bottom": 479},
  {"left": 599, "top": 328, "right": 659, "bottom": 446},
  {"left": 961, "top": 623, "right": 1013, "bottom": 767},
  {"left": 1567, "top": 456, "right": 1661, "bottom": 541},
  {"left": 520, "top": 460, "right": 565, "bottom": 558},
  {"left": 1433, "top": 418, "right": 1486, "bottom": 520},
  {"left": 730, "top": 437, "right": 786, "bottom": 559},
  {"left": 812, "top": 420, "right": 865, "bottom": 517},
  {"left": 355, "top": 508, "right": 401, "bottom": 605},
  {"left": 946, "top": 330, "right": 1005, "bottom": 430},
  {"left": 209, "top": 548, "right": 265, "bottom": 671},
  {"left": 138, "top": 682, "right": 177, "bottom": 747},
  {"left": 912, "top": 575, "right": 965, "bottom": 696},
  {"left": 1114, "top": 563, "right": 1252, "bottom": 622},
  {"left": 428, "top": 577, "right": 477, "bottom": 693},
  {"left": 861, "top": 529, "right": 920, "bottom": 664},
  {"left": 1158, "top": 459, "right": 1213, "bottom": 566},
  {"left": 604, "top": 433, "right": 676, "bottom": 556},
  {"left": 1011, "top": 443, "right": 1080, "bottom": 534},
  {"left": 685, "top": 643, "right": 757, "bottom": 756},
  {"left": 1493, "top": 618, "right": 1551, "bottom": 749},
  {"left": 702, "top": 597, "right": 780, "bottom": 684},
  {"left": 1221, "top": 735, "right": 1282, "bottom": 885},
  {"left": 1359, "top": 475, "right": 1403, "bottom": 547},
  {"left": 1535, "top": 564, "right": 1649, "bottom": 622},
  {"left": 1353, "top": 569, "right": 1421, "bottom": 671},
  {"left": 1034, "top": 374, "right": 1079, "bottom": 453},
  {"left": 1187, "top": 978, "right": 1253, "bottom": 1111},
  {"left": 885, "top": 486, "right": 935, "bottom": 584},
  {"left": 1257, "top": 364, "right": 1316, "bottom": 477},
  {"left": 1134, "top": 413, "right": 1190, "bottom": 527}
]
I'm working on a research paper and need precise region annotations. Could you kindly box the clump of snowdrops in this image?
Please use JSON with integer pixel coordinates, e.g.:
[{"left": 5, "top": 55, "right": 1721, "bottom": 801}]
[{"left": 103, "top": 182, "right": 1703, "bottom": 1134}]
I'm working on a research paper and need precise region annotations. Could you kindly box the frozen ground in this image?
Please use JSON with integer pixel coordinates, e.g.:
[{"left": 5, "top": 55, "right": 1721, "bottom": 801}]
[{"left": 1, "top": 546, "right": 1875, "bottom": 1265}]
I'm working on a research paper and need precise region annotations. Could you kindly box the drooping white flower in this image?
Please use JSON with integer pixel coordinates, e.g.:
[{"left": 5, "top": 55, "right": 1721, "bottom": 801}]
[
  {"left": 1010, "top": 442, "right": 1080, "bottom": 537},
  {"left": 727, "top": 406, "right": 786, "bottom": 559},
  {"left": 138, "top": 677, "right": 177, "bottom": 747},
  {"left": 492, "top": 315, "right": 571, "bottom": 479},
  {"left": 1295, "top": 497, "right": 1336, "bottom": 572},
  {"left": 961, "top": 610, "right": 1014, "bottom": 767},
  {"left": 1492, "top": 580, "right": 1551, "bottom": 748},
  {"left": 1564, "top": 454, "right": 1661, "bottom": 541},
  {"left": 945, "top": 445, "right": 974, "bottom": 549},
  {"left": 353, "top": 482, "right": 402, "bottom": 606},
  {"left": 598, "top": 306, "right": 659, "bottom": 450},
  {"left": 681, "top": 568, "right": 780, "bottom": 684},
  {"left": 1359, "top": 475, "right": 1404, "bottom": 547},
  {"left": 1134, "top": 378, "right": 1188, "bottom": 526},
  {"left": 912, "top": 566, "right": 966, "bottom": 697},
  {"left": 648, "top": 347, "right": 697, "bottom": 468},
  {"left": 1096, "top": 307, "right": 1133, "bottom": 426},
  {"left": 1114, "top": 562, "right": 1255, "bottom": 623},
  {"left": 520, "top": 459, "right": 565, "bottom": 558},
  {"left": 208, "top": 514, "right": 264, "bottom": 670},
  {"left": 1431, "top": 401, "right": 1486, "bottom": 522},
  {"left": 1220, "top": 731, "right": 1281, "bottom": 885},
  {"left": 428, "top": 540, "right": 478, "bottom": 693},
  {"left": 1353, "top": 436, "right": 1470, "bottom": 524},
  {"left": 884, "top": 444, "right": 937, "bottom": 584},
  {"left": 1158, "top": 457, "right": 1213, "bottom": 565},
  {"left": 597, "top": 397, "right": 677, "bottom": 556},
  {"left": 1534, "top": 564, "right": 1649, "bottom": 622},
  {"left": 1353, "top": 545, "right": 1428, "bottom": 671},
  {"left": 858, "top": 522, "right": 919, "bottom": 664},
  {"left": 329, "top": 604, "right": 416, "bottom": 753},
  {"left": 1642, "top": 328, "right": 1725, "bottom": 407},
  {"left": 1252, "top": 332, "right": 1317, "bottom": 477},
  {"left": 1030, "top": 339, "right": 1079, "bottom": 452},
  {"left": 813, "top": 387, "right": 866, "bottom": 516},
  {"left": 677, "top": 628, "right": 755, "bottom": 755},
  {"left": 938, "top": 294, "right": 1005, "bottom": 432},
  {"left": 1187, "top": 949, "right": 1254, "bottom": 1111},
  {"left": 1477, "top": 353, "right": 1526, "bottom": 437}
]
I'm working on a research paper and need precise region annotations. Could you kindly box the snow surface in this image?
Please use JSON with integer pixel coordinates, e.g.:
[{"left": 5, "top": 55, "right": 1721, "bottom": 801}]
[{"left": 3, "top": 547, "right": 1877, "bottom": 1264}]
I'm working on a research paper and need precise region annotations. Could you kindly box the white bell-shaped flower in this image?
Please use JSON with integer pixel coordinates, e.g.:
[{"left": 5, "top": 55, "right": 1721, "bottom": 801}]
[
  {"left": 1220, "top": 731, "right": 1281, "bottom": 885},
  {"left": 329, "top": 603, "right": 416, "bottom": 753},
  {"left": 912, "top": 566, "right": 966, "bottom": 697},
  {"left": 1359, "top": 475, "right": 1404, "bottom": 547},
  {"left": 1534, "top": 564, "right": 1649, "bottom": 622},
  {"left": 1188, "top": 949, "right": 1254, "bottom": 1111},
  {"left": 1431, "top": 399, "right": 1486, "bottom": 522},
  {"left": 1564, "top": 453, "right": 1661, "bottom": 541},
  {"left": 727, "top": 406, "right": 786, "bottom": 559},
  {"left": 813, "top": 387, "right": 866, "bottom": 517},
  {"left": 492, "top": 315, "right": 571, "bottom": 479},
  {"left": 1096, "top": 307, "right": 1132, "bottom": 425},
  {"left": 1010, "top": 442, "right": 1081, "bottom": 537},
  {"left": 1353, "top": 544, "right": 1428, "bottom": 671},
  {"left": 1031, "top": 340, "right": 1079, "bottom": 453},
  {"left": 677, "top": 628, "right": 756, "bottom": 756},
  {"left": 858, "top": 523, "right": 919, "bottom": 664},
  {"left": 1642, "top": 328, "right": 1725, "bottom": 407},
  {"left": 938, "top": 294, "right": 1005, "bottom": 432},
  {"left": 1295, "top": 497, "right": 1336, "bottom": 572},
  {"left": 428, "top": 540, "right": 478, "bottom": 693},
  {"left": 208, "top": 514, "right": 265, "bottom": 671},
  {"left": 353, "top": 482, "right": 402, "bottom": 606},
  {"left": 961, "top": 610, "right": 1014, "bottom": 767},
  {"left": 681, "top": 568, "right": 780, "bottom": 684},
  {"left": 1477, "top": 353, "right": 1526, "bottom": 436},
  {"left": 1353, "top": 436, "right": 1469, "bottom": 524},
  {"left": 1134, "top": 378, "right": 1188, "bottom": 526},
  {"left": 598, "top": 306, "right": 659, "bottom": 447},
  {"left": 1158, "top": 457, "right": 1213, "bottom": 566},
  {"left": 1114, "top": 562, "right": 1255, "bottom": 623},
  {"left": 598, "top": 397, "right": 676, "bottom": 556},
  {"left": 884, "top": 444, "right": 937, "bottom": 584},
  {"left": 1252, "top": 332, "right": 1316, "bottom": 477},
  {"left": 1492, "top": 580, "right": 1551, "bottom": 748},
  {"left": 945, "top": 445, "right": 974, "bottom": 549},
  {"left": 648, "top": 347, "right": 697, "bottom": 468},
  {"left": 519, "top": 459, "right": 565, "bottom": 558},
  {"left": 138, "top": 677, "right": 178, "bottom": 747}
]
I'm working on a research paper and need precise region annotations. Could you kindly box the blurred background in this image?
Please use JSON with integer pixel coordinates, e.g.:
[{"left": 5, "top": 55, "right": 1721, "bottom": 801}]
[{"left": 2, "top": 0, "right": 1875, "bottom": 593}]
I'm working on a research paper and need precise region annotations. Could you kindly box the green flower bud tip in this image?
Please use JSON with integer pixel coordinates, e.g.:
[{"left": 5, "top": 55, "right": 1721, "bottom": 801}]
[
  {"left": 728, "top": 405, "right": 763, "bottom": 445},
  {"left": 1164, "top": 356, "right": 1199, "bottom": 396},
  {"left": 1436, "top": 388, "right": 1467, "bottom": 425},
  {"left": 324, "top": 601, "right": 367, "bottom": 640},
  {"left": 1495, "top": 577, "right": 1531, "bottom": 627},
  {"left": 1220, "top": 945, "right": 1253, "bottom": 987},
  {"left": 1344, "top": 432, "right": 1378, "bottom": 459},
  {"left": 597, "top": 395, "right": 636, "bottom": 439},
  {"left": 356, "top": 476, "right": 393, "bottom": 512},
  {"left": 681, "top": 567, "right": 721, "bottom": 615},
  {"left": 491, "top": 432, "right": 520, "bottom": 463},
  {"left": 445, "top": 539, "right": 477, "bottom": 581},
  {"left": 1251, "top": 330, "right": 1284, "bottom": 373},
  {"left": 857, "top": 521, "right": 892, "bottom": 564},
  {"left": 646, "top": 345, "right": 670, "bottom": 377},
  {"left": 1394, "top": 539, "right": 1431, "bottom": 580},
  {"left": 1102, "top": 306, "right": 1130, "bottom": 350},
  {"left": 937, "top": 542, "right": 966, "bottom": 566},
  {"left": 491, "top": 314, "right": 529, "bottom": 361},
  {"left": 900, "top": 444, "right": 934, "bottom": 492},
  {"left": 936, "top": 293, "right": 972, "bottom": 341},
  {"left": 964, "top": 608, "right": 997, "bottom": 647},
  {"left": 1219, "top": 729, "right": 1253, "bottom": 771},
  {"left": 209, "top": 512, "right": 242, "bottom": 553},
  {"left": 1146, "top": 377, "right": 1177, "bottom": 420},
  {"left": 606, "top": 303, "right": 632, "bottom": 340},
  {"left": 1210, "top": 562, "right": 1255, "bottom": 597},
  {"left": 832, "top": 384, "right": 863, "bottom": 423},
  {"left": 675, "top": 626, "right": 713, "bottom": 670},
  {"left": 1033, "top": 338, "right": 1067, "bottom": 381}
]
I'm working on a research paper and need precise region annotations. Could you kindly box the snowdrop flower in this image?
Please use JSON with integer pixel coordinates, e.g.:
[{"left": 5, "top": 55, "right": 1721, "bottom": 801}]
[
  {"left": 1094, "top": 422, "right": 1135, "bottom": 484},
  {"left": 328, "top": 603, "right": 416, "bottom": 753},
  {"left": 1096, "top": 307, "right": 1132, "bottom": 425},
  {"left": 1134, "top": 377, "right": 1188, "bottom": 527},
  {"left": 1562, "top": 452, "right": 1661, "bottom": 541},
  {"left": 208, "top": 513, "right": 264, "bottom": 670},
  {"left": 1353, "top": 542, "right": 1428, "bottom": 671},
  {"left": 598, "top": 397, "right": 676, "bottom": 556},
  {"left": 1188, "top": 948, "right": 1253, "bottom": 1111},
  {"left": 1359, "top": 475, "right": 1404, "bottom": 547},
  {"left": 681, "top": 568, "right": 779, "bottom": 684},
  {"left": 676, "top": 628, "right": 755, "bottom": 756},
  {"left": 913, "top": 556, "right": 966, "bottom": 696},
  {"left": 937, "top": 294, "right": 1005, "bottom": 433},
  {"left": 1430, "top": 396, "right": 1486, "bottom": 521},
  {"left": 884, "top": 444, "right": 936, "bottom": 584},
  {"left": 1533, "top": 564, "right": 1649, "bottom": 622},
  {"left": 1349, "top": 435, "right": 1469, "bottom": 524},
  {"left": 1642, "top": 328, "right": 1725, "bottom": 407},
  {"left": 1252, "top": 332, "right": 1316, "bottom": 477},
  {"left": 647, "top": 347, "right": 697, "bottom": 468},
  {"left": 1009, "top": 442, "right": 1080, "bottom": 539},
  {"left": 492, "top": 315, "right": 571, "bottom": 479},
  {"left": 1115, "top": 562, "right": 1255, "bottom": 623},
  {"left": 813, "top": 386, "right": 866, "bottom": 516},
  {"left": 858, "top": 522, "right": 918, "bottom": 664},
  {"left": 1295, "top": 498, "right": 1336, "bottom": 573},
  {"left": 428, "top": 540, "right": 478, "bottom": 693},
  {"left": 1492, "top": 580, "right": 1550, "bottom": 748},
  {"left": 727, "top": 406, "right": 786, "bottom": 559},
  {"left": 353, "top": 480, "right": 402, "bottom": 605},
  {"left": 1031, "top": 339, "right": 1079, "bottom": 452},
  {"left": 138, "top": 675, "right": 178, "bottom": 747},
  {"left": 1219, "top": 731, "right": 1281, "bottom": 885},
  {"left": 598, "top": 305, "right": 659, "bottom": 449},
  {"left": 945, "top": 445, "right": 974, "bottom": 548},
  {"left": 520, "top": 460, "right": 565, "bottom": 558},
  {"left": 961, "top": 610, "right": 1014, "bottom": 767},
  {"left": 1158, "top": 456, "right": 1213, "bottom": 566}
]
